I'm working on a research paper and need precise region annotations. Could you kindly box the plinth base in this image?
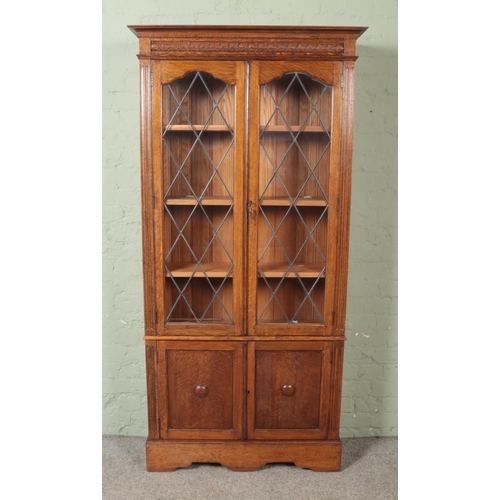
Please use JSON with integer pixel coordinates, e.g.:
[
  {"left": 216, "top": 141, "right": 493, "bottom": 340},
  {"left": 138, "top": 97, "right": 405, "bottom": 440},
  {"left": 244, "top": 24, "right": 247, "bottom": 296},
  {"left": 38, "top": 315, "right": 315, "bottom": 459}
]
[{"left": 146, "top": 439, "right": 342, "bottom": 472}]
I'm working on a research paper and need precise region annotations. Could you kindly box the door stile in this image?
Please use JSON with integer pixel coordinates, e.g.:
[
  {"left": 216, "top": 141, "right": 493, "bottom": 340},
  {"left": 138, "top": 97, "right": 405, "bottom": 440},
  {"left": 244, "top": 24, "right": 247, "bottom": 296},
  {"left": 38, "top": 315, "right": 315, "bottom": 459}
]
[
  {"left": 247, "top": 62, "right": 261, "bottom": 335},
  {"left": 152, "top": 61, "right": 166, "bottom": 335},
  {"left": 333, "top": 61, "right": 356, "bottom": 336},
  {"left": 323, "top": 62, "right": 343, "bottom": 336},
  {"left": 231, "top": 61, "right": 246, "bottom": 334}
]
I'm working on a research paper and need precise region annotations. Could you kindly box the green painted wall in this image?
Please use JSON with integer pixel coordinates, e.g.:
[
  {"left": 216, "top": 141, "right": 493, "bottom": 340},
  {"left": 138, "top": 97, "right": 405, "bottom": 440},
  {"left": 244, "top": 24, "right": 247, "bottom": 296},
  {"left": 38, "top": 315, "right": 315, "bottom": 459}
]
[{"left": 103, "top": 0, "right": 397, "bottom": 437}]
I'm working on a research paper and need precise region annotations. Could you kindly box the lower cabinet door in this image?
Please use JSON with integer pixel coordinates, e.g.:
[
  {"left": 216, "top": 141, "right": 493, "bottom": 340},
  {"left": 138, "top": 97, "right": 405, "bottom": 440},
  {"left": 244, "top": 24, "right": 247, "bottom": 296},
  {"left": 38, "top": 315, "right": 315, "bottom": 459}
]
[
  {"left": 247, "top": 341, "right": 332, "bottom": 440},
  {"left": 157, "top": 341, "right": 244, "bottom": 439}
]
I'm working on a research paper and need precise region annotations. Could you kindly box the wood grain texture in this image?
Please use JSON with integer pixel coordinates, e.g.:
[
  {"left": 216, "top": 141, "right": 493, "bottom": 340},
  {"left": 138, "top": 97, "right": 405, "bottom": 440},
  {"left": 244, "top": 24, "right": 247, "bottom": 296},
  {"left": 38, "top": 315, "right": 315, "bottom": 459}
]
[
  {"left": 157, "top": 341, "right": 243, "bottom": 439},
  {"left": 145, "top": 341, "right": 159, "bottom": 438},
  {"left": 159, "top": 60, "right": 239, "bottom": 86},
  {"left": 155, "top": 60, "right": 245, "bottom": 335},
  {"left": 246, "top": 61, "right": 260, "bottom": 335},
  {"left": 233, "top": 61, "right": 246, "bottom": 334},
  {"left": 146, "top": 439, "right": 342, "bottom": 472},
  {"left": 129, "top": 25, "right": 367, "bottom": 61},
  {"left": 333, "top": 62, "right": 356, "bottom": 335},
  {"left": 258, "top": 61, "right": 337, "bottom": 86},
  {"left": 247, "top": 341, "right": 332, "bottom": 440},
  {"left": 248, "top": 61, "right": 338, "bottom": 336},
  {"left": 323, "top": 62, "right": 343, "bottom": 336},
  {"left": 152, "top": 60, "right": 166, "bottom": 334},
  {"left": 329, "top": 341, "right": 345, "bottom": 440},
  {"left": 144, "top": 335, "right": 346, "bottom": 341},
  {"left": 165, "top": 124, "right": 231, "bottom": 132},
  {"left": 139, "top": 61, "right": 156, "bottom": 335},
  {"left": 131, "top": 25, "right": 366, "bottom": 473}
]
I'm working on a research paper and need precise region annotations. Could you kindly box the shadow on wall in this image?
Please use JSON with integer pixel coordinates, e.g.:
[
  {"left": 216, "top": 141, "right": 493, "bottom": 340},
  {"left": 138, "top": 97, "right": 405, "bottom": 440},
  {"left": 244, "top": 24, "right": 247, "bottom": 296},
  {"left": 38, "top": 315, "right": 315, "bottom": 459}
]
[{"left": 341, "top": 44, "right": 398, "bottom": 438}]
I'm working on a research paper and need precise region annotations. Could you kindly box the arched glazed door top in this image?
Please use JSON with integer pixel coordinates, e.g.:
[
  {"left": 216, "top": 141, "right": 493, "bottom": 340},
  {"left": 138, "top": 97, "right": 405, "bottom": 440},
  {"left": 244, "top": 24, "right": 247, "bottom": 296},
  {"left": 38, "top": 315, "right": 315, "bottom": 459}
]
[{"left": 162, "top": 71, "right": 236, "bottom": 200}]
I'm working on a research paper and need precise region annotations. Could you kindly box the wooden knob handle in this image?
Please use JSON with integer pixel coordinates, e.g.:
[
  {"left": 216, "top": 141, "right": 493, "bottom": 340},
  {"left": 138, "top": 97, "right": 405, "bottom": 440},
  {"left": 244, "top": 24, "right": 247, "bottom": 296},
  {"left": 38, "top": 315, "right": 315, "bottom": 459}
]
[
  {"left": 193, "top": 384, "right": 209, "bottom": 398},
  {"left": 281, "top": 384, "right": 296, "bottom": 396}
]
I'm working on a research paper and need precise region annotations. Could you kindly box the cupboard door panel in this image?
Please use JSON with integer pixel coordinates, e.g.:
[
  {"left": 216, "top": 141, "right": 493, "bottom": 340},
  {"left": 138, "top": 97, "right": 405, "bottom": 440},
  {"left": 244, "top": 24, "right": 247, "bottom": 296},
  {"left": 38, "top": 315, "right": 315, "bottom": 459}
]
[
  {"left": 158, "top": 341, "right": 243, "bottom": 439},
  {"left": 247, "top": 341, "right": 332, "bottom": 440}
]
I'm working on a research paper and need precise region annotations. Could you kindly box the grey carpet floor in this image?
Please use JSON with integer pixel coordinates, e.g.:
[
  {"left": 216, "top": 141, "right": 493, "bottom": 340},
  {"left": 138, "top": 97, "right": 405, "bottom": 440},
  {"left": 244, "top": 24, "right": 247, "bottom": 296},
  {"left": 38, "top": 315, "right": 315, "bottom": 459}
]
[{"left": 103, "top": 435, "right": 397, "bottom": 500}]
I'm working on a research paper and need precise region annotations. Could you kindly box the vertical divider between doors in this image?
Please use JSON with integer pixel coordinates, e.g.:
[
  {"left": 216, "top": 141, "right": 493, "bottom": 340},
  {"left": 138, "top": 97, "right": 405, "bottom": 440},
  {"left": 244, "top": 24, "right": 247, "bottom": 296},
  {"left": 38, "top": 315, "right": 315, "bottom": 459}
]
[
  {"left": 233, "top": 61, "right": 247, "bottom": 335},
  {"left": 246, "top": 341, "right": 256, "bottom": 439},
  {"left": 242, "top": 62, "right": 251, "bottom": 439},
  {"left": 242, "top": 60, "right": 250, "bottom": 337},
  {"left": 242, "top": 340, "right": 248, "bottom": 439},
  {"left": 247, "top": 61, "right": 260, "bottom": 336}
]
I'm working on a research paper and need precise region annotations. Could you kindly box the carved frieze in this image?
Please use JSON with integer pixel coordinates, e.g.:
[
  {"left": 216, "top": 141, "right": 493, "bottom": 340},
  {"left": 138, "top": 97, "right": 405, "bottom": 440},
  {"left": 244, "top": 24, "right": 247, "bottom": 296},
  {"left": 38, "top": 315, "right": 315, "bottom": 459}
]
[{"left": 150, "top": 39, "right": 345, "bottom": 56}]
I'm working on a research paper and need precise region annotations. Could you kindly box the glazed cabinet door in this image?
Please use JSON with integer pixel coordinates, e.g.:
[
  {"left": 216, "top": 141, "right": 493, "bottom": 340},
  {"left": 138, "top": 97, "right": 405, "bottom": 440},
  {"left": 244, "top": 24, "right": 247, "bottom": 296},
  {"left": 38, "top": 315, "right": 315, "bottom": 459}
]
[
  {"left": 247, "top": 61, "right": 343, "bottom": 336},
  {"left": 247, "top": 341, "right": 332, "bottom": 439},
  {"left": 152, "top": 61, "right": 246, "bottom": 335},
  {"left": 157, "top": 341, "right": 244, "bottom": 439}
]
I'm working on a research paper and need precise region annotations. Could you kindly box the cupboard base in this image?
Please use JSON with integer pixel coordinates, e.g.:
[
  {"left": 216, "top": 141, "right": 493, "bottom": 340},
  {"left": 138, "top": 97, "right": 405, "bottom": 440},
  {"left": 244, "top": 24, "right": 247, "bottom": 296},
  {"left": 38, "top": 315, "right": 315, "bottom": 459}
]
[{"left": 146, "top": 439, "right": 342, "bottom": 472}]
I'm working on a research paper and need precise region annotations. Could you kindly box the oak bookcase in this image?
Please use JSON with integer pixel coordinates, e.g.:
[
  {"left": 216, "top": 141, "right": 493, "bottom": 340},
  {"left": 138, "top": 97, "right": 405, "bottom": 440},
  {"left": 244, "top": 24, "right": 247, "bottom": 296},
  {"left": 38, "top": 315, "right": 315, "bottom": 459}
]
[{"left": 129, "top": 25, "right": 367, "bottom": 471}]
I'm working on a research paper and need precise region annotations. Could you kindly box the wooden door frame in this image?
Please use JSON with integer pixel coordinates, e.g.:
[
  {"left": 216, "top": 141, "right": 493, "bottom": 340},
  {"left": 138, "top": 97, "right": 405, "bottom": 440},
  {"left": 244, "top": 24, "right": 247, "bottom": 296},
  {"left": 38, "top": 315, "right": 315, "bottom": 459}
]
[
  {"left": 157, "top": 340, "right": 244, "bottom": 439},
  {"left": 151, "top": 60, "right": 246, "bottom": 336},
  {"left": 247, "top": 340, "right": 332, "bottom": 440},
  {"left": 246, "top": 61, "right": 343, "bottom": 336}
]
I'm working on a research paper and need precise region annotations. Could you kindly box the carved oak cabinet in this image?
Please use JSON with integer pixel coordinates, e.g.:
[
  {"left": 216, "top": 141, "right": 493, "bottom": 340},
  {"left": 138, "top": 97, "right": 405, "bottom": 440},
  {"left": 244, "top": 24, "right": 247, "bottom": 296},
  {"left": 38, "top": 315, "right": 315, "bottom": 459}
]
[{"left": 129, "top": 25, "right": 367, "bottom": 472}]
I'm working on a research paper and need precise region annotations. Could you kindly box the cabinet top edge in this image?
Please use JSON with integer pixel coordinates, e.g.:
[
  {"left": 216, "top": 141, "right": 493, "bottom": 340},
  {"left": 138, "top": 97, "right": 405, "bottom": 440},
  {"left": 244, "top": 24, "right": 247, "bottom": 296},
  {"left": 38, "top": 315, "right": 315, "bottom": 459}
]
[{"left": 128, "top": 25, "right": 368, "bottom": 38}]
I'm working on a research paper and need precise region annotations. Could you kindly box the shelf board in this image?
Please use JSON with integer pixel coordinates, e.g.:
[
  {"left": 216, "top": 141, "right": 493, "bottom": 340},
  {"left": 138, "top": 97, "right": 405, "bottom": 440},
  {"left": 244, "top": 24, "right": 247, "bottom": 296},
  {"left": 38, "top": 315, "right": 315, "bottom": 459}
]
[
  {"left": 260, "top": 197, "right": 327, "bottom": 207},
  {"left": 165, "top": 262, "right": 324, "bottom": 278},
  {"left": 260, "top": 125, "right": 329, "bottom": 133},
  {"left": 166, "top": 262, "right": 233, "bottom": 278},
  {"left": 166, "top": 318, "right": 227, "bottom": 323},
  {"left": 165, "top": 196, "right": 233, "bottom": 206},
  {"left": 257, "top": 319, "right": 324, "bottom": 325},
  {"left": 258, "top": 262, "right": 325, "bottom": 278},
  {"left": 165, "top": 124, "right": 232, "bottom": 132}
]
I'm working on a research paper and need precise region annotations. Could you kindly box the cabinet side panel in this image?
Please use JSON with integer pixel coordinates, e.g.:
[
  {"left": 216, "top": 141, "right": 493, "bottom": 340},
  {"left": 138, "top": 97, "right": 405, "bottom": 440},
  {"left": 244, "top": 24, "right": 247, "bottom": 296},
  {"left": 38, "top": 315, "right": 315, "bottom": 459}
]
[
  {"left": 334, "top": 62, "right": 356, "bottom": 335},
  {"left": 140, "top": 61, "right": 156, "bottom": 334},
  {"left": 324, "top": 62, "right": 343, "bottom": 335},
  {"left": 145, "top": 341, "right": 159, "bottom": 438},
  {"left": 329, "top": 340, "right": 345, "bottom": 439}
]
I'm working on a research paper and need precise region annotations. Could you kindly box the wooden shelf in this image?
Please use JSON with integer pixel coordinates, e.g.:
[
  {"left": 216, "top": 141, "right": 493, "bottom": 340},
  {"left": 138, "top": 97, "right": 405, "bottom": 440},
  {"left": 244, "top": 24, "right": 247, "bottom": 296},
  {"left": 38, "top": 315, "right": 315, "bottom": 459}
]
[
  {"left": 258, "top": 262, "right": 325, "bottom": 278},
  {"left": 166, "top": 262, "right": 233, "bottom": 278},
  {"left": 165, "top": 196, "right": 233, "bottom": 206},
  {"left": 166, "top": 262, "right": 324, "bottom": 278},
  {"left": 260, "top": 125, "right": 329, "bottom": 133},
  {"left": 260, "top": 197, "right": 327, "bottom": 207},
  {"left": 165, "top": 124, "right": 232, "bottom": 132},
  {"left": 166, "top": 318, "right": 227, "bottom": 323},
  {"left": 257, "top": 319, "right": 324, "bottom": 325}
]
